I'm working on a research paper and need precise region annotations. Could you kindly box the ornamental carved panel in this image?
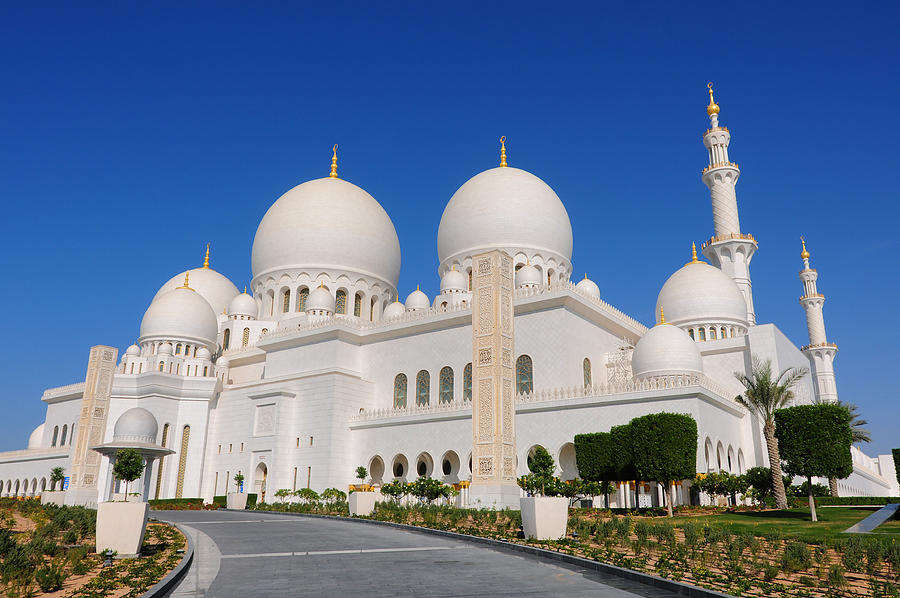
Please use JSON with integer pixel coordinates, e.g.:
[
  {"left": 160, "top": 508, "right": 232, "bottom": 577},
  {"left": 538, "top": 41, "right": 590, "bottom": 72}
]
[
  {"left": 477, "top": 257, "right": 492, "bottom": 276},
  {"left": 478, "top": 287, "right": 493, "bottom": 332},
  {"left": 478, "top": 379, "right": 492, "bottom": 440},
  {"left": 478, "top": 457, "right": 493, "bottom": 476},
  {"left": 478, "top": 347, "right": 492, "bottom": 366}
]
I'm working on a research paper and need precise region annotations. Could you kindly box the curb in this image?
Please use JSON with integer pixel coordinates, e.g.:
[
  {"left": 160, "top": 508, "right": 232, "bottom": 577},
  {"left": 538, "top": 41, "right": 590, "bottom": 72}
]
[
  {"left": 238, "top": 509, "right": 735, "bottom": 598},
  {"left": 139, "top": 521, "right": 194, "bottom": 598}
]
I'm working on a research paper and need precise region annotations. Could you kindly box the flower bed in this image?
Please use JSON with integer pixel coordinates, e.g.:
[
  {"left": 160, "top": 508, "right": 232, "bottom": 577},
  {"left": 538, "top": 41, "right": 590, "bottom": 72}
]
[{"left": 0, "top": 497, "right": 186, "bottom": 597}]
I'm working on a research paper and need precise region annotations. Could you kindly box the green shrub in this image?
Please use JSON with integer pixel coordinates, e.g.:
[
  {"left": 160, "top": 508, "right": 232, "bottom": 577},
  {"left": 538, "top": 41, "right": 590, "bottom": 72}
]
[
  {"left": 34, "top": 559, "right": 67, "bottom": 592},
  {"left": 321, "top": 488, "right": 348, "bottom": 503},
  {"left": 763, "top": 563, "right": 779, "bottom": 581},
  {"left": 680, "top": 521, "right": 699, "bottom": 547},
  {"left": 634, "top": 520, "right": 650, "bottom": 543},
  {"left": 827, "top": 564, "right": 848, "bottom": 590},
  {"left": 814, "top": 496, "right": 900, "bottom": 505},
  {"left": 212, "top": 495, "right": 227, "bottom": 507},
  {"left": 838, "top": 537, "right": 866, "bottom": 572},
  {"left": 781, "top": 541, "right": 812, "bottom": 573}
]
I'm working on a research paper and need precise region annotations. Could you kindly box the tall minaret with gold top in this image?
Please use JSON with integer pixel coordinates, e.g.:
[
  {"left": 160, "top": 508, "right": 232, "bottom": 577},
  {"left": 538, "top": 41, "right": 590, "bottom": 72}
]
[
  {"left": 700, "top": 83, "right": 758, "bottom": 324},
  {"left": 798, "top": 238, "right": 839, "bottom": 403}
]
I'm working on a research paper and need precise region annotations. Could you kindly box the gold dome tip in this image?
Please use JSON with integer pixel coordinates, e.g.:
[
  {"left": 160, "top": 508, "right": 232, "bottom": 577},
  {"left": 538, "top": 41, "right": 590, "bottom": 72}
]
[
  {"left": 686, "top": 242, "right": 701, "bottom": 265},
  {"left": 707, "top": 82, "right": 720, "bottom": 115},
  {"left": 499, "top": 136, "right": 508, "bottom": 167},
  {"left": 180, "top": 272, "right": 192, "bottom": 290},
  {"left": 658, "top": 307, "right": 666, "bottom": 325},
  {"left": 800, "top": 237, "right": 810, "bottom": 260},
  {"left": 203, "top": 243, "right": 210, "bottom": 268},
  {"left": 243, "top": 286, "right": 247, "bottom": 294},
  {"left": 329, "top": 144, "right": 339, "bottom": 178}
]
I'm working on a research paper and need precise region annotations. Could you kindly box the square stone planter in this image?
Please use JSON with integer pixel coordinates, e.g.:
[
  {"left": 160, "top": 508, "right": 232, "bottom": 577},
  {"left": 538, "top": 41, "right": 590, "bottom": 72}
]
[
  {"left": 41, "top": 491, "right": 66, "bottom": 506},
  {"left": 227, "top": 492, "right": 248, "bottom": 510},
  {"left": 95, "top": 501, "right": 149, "bottom": 557},
  {"left": 349, "top": 491, "right": 376, "bottom": 516},
  {"left": 520, "top": 496, "right": 569, "bottom": 540}
]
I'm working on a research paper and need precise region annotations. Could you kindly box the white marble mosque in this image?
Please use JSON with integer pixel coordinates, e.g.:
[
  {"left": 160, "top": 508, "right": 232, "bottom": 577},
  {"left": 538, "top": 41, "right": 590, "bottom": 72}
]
[{"left": 1, "top": 86, "right": 896, "bottom": 507}]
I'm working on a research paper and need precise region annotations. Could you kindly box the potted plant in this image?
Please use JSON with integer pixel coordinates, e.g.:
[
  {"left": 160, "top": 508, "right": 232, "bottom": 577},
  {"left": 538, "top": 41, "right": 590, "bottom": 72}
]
[
  {"left": 349, "top": 466, "right": 376, "bottom": 516},
  {"left": 41, "top": 466, "right": 67, "bottom": 505},
  {"left": 518, "top": 446, "right": 569, "bottom": 540},
  {"left": 227, "top": 473, "right": 248, "bottom": 510},
  {"left": 96, "top": 449, "right": 150, "bottom": 556}
]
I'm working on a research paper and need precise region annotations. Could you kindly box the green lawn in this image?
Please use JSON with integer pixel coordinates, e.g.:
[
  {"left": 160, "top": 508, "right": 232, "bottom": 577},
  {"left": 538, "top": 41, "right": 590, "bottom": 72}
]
[{"left": 659, "top": 507, "right": 890, "bottom": 543}]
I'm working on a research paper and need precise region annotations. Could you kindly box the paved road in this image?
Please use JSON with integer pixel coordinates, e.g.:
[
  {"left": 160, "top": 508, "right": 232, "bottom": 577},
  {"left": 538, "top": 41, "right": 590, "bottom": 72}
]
[{"left": 156, "top": 509, "right": 682, "bottom": 598}]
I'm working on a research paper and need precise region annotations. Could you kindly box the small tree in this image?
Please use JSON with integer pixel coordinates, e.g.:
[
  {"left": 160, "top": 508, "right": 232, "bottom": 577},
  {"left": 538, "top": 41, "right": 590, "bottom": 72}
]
[
  {"left": 50, "top": 467, "right": 65, "bottom": 491},
  {"left": 408, "top": 477, "right": 452, "bottom": 504},
  {"left": 574, "top": 432, "right": 617, "bottom": 507},
  {"left": 233, "top": 472, "right": 245, "bottom": 493},
  {"left": 379, "top": 480, "right": 409, "bottom": 502},
  {"left": 273, "top": 488, "right": 292, "bottom": 503},
  {"left": 629, "top": 413, "right": 697, "bottom": 517},
  {"left": 775, "top": 404, "right": 852, "bottom": 522},
  {"left": 113, "top": 449, "right": 145, "bottom": 500},
  {"left": 744, "top": 466, "right": 774, "bottom": 502},
  {"left": 294, "top": 488, "right": 320, "bottom": 504},
  {"left": 321, "top": 488, "right": 347, "bottom": 503},
  {"left": 355, "top": 466, "right": 368, "bottom": 484},
  {"left": 517, "top": 446, "right": 564, "bottom": 497}
]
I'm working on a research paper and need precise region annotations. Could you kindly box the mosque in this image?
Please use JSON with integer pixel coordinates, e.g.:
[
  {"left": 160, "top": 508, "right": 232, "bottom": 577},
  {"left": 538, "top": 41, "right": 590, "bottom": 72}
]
[{"left": 1, "top": 86, "right": 896, "bottom": 507}]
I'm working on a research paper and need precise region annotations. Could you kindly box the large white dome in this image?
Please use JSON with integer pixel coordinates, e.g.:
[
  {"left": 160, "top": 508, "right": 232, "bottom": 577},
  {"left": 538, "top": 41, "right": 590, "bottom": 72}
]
[
  {"left": 113, "top": 408, "right": 158, "bottom": 444},
  {"left": 154, "top": 267, "right": 239, "bottom": 316},
  {"left": 251, "top": 177, "right": 401, "bottom": 287},
  {"left": 632, "top": 323, "right": 703, "bottom": 379},
  {"left": 437, "top": 167, "right": 573, "bottom": 270},
  {"left": 140, "top": 286, "right": 219, "bottom": 348},
  {"left": 656, "top": 259, "right": 748, "bottom": 329}
]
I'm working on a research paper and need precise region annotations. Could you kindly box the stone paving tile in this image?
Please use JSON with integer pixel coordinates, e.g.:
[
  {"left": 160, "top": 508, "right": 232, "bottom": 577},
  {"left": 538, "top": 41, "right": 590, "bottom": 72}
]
[{"left": 159, "top": 510, "right": 683, "bottom": 598}]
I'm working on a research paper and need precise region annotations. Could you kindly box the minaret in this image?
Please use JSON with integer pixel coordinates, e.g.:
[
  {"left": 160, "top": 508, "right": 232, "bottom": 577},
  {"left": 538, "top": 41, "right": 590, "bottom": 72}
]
[
  {"left": 699, "top": 83, "right": 758, "bottom": 324},
  {"left": 798, "top": 238, "right": 839, "bottom": 403}
]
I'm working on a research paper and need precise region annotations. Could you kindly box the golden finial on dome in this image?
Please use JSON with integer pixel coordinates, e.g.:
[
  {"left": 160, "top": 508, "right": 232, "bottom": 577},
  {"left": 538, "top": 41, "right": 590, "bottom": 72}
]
[
  {"left": 203, "top": 243, "right": 210, "bottom": 268},
  {"left": 584, "top": 273, "right": 588, "bottom": 280},
  {"left": 329, "top": 144, "right": 339, "bottom": 178},
  {"left": 180, "top": 272, "right": 191, "bottom": 290},
  {"left": 499, "top": 136, "right": 508, "bottom": 167},
  {"left": 707, "top": 82, "right": 720, "bottom": 116},
  {"left": 800, "top": 236, "right": 810, "bottom": 260},
  {"left": 244, "top": 286, "right": 247, "bottom": 294},
  {"left": 686, "top": 242, "right": 701, "bottom": 265},
  {"left": 659, "top": 307, "right": 666, "bottom": 325}
]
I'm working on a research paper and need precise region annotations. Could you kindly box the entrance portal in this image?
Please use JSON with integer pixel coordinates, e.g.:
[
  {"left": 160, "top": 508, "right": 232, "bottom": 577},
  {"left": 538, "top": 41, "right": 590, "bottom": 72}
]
[{"left": 254, "top": 462, "right": 268, "bottom": 503}]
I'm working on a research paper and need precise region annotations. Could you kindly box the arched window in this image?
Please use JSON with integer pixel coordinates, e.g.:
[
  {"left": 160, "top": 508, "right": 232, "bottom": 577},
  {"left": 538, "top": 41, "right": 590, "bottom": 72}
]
[
  {"left": 158, "top": 362, "right": 165, "bottom": 372},
  {"left": 688, "top": 329, "right": 695, "bottom": 340},
  {"left": 439, "top": 367, "right": 453, "bottom": 403},
  {"left": 370, "top": 297, "right": 377, "bottom": 321},
  {"left": 297, "top": 287, "right": 309, "bottom": 312},
  {"left": 192, "top": 346, "right": 197, "bottom": 357},
  {"left": 709, "top": 328, "right": 717, "bottom": 340},
  {"left": 516, "top": 355, "right": 533, "bottom": 395},
  {"left": 261, "top": 328, "right": 268, "bottom": 336},
  {"left": 155, "top": 423, "right": 170, "bottom": 499},
  {"left": 463, "top": 363, "right": 472, "bottom": 401},
  {"left": 223, "top": 329, "right": 230, "bottom": 350},
  {"left": 175, "top": 343, "right": 182, "bottom": 355},
  {"left": 354, "top": 293, "right": 362, "bottom": 317},
  {"left": 393, "top": 374, "right": 407, "bottom": 408},
  {"left": 416, "top": 370, "right": 430, "bottom": 406},
  {"left": 60, "top": 425, "right": 68, "bottom": 446},
  {"left": 699, "top": 328, "right": 706, "bottom": 341},
  {"left": 335, "top": 290, "right": 347, "bottom": 315},
  {"left": 242, "top": 328, "right": 250, "bottom": 347},
  {"left": 203, "top": 366, "right": 208, "bottom": 376},
  {"left": 69, "top": 423, "right": 75, "bottom": 445},
  {"left": 583, "top": 358, "right": 592, "bottom": 388},
  {"left": 721, "top": 326, "right": 727, "bottom": 339},
  {"left": 51, "top": 426, "right": 59, "bottom": 447},
  {"left": 467, "top": 269, "right": 472, "bottom": 291},
  {"left": 282, "top": 289, "right": 291, "bottom": 313},
  {"left": 175, "top": 425, "right": 190, "bottom": 498}
]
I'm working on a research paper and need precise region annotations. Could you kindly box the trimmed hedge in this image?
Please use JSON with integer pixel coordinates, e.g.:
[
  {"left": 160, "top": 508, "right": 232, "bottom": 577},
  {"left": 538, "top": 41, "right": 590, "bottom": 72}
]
[
  {"left": 629, "top": 412, "right": 697, "bottom": 487},
  {"left": 775, "top": 404, "right": 853, "bottom": 481},
  {"left": 574, "top": 431, "right": 615, "bottom": 483},
  {"left": 813, "top": 496, "right": 900, "bottom": 506},
  {"left": 148, "top": 498, "right": 204, "bottom": 509},
  {"left": 212, "top": 493, "right": 258, "bottom": 507}
]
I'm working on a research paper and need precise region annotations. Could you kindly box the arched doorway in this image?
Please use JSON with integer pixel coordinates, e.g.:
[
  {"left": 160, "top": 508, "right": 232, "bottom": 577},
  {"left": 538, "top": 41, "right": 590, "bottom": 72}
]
[{"left": 254, "top": 462, "right": 268, "bottom": 503}]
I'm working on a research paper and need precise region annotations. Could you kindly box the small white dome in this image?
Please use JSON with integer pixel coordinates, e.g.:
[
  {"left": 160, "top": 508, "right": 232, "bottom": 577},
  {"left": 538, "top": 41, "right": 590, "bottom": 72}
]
[
  {"left": 140, "top": 287, "right": 218, "bottom": 348},
  {"left": 216, "top": 356, "right": 230, "bottom": 368},
  {"left": 405, "top": 288, "right": 430, "bottom": 311},
  {"left": 632, "top": 323, "right": 703, "bottom": 380},
  {"left": 251, "top": 177, "right": 401, "bottom": 287},
  {"left": 307, "top": 285, "right": 335, "bottom": 313},
  {"left": 228, "top": 292, "right": 258, "bottom": 319},
  {"left": 515, "top": 264, "right": 542, "bottom": 288},
  {"left": 125, "top": 344, "right": 141, "bottom": 356},
  {"left": 438, "top": 167, "right": 573, "bottom": 271},
  {"left": 113, "top": 408, "right": 159, "bottom": 444},
  {"left": 158, "top": 343, "right": 173, "bottom": 355},
  {"left": 656, "top": 260, "right": 748, "bottom": 328},
  {"left": 382, "top": 301, "right": 406, "bottom": 320},
  {"left": 28, "top": 424, "right": 44, "bottom": 450},
  {"left": 440, "top": 269, "right": 467, "bottom": 293},
  {"left": 153, "top": 267, "right": 239, "bottom": 315},
  {"left": 197, "top": 347, "right": 212, "bottom": 360},
  {"left": 575, "top": 276, "right": 601, "bottom": 299}
]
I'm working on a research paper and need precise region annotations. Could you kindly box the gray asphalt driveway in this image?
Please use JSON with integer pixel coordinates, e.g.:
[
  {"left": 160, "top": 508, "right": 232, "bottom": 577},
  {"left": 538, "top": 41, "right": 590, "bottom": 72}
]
[{"left": 157, "top": 509, "right": 682, "bottom": 597}]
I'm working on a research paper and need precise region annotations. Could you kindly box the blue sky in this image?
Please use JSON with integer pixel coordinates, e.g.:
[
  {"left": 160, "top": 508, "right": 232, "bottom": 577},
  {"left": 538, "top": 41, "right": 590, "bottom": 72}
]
[{"left": 1, "top": 3, "right": 897, "bottom": 456}]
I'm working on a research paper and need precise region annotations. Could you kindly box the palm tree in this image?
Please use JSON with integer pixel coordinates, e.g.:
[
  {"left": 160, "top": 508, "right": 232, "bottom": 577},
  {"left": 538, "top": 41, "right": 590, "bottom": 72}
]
[
  {"left": 827, "top": 400, "right": 870, "bottom": 496},
  {"left": 735, "top": 356, "right": 807, "bottom": 510}
]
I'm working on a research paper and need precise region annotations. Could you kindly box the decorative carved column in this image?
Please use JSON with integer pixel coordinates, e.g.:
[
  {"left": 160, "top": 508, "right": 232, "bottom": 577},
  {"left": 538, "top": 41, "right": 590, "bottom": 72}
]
[
  {"left": 468, "top": 250, "right": 519, "bottom": 508},
  {"left": 65, "top": 345, "right": 118, "bottom": 507}
]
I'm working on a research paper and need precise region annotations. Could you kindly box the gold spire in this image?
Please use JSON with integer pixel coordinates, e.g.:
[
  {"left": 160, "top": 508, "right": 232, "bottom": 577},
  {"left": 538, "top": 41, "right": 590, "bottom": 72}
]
[
  {"left": 686, "top": 242, "right": 701, "bottom": 265},
  {"left": 499, "top": 136, "right": 508, "bottom": 167},
  {"left": 180, "top": 272, "right": 191, "bottom": 290},
  {"left": 707, "top": 82, "right": 720, "bottom": 116},
  {"left": 203, "top": 243, "right": 210, "bottom": 268},
  {"left": 329, "top": 144, "right": 339, "bottom": 178},
  {"left": 800, "top": 236, "right": 810, "bottom": 260},
  {"left": 584, "top": 273, "right": 588, "bottom": 280},
  {"left": 416, "top": 284, "right": 420, "bottom": 291},
  {"left": 244, "top": 286, "right": 247, "bottom": 294},
  {"left": 658, "top": 307, "right": 666, "bottom": 325}
]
